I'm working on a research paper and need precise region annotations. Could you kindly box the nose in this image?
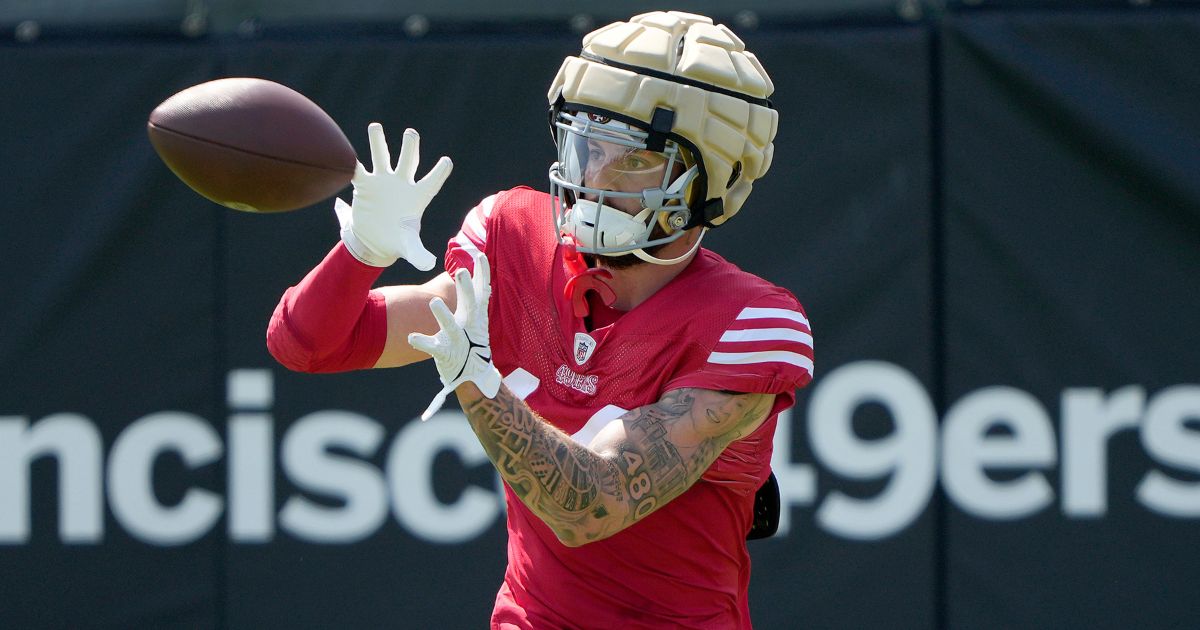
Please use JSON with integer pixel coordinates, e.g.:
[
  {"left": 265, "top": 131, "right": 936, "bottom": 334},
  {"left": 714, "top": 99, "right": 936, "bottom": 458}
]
[
  {"left": 583, "top": 169, "right": 641, "bottom": 214},
  {"left": 586, "top": 163, "right": 617, "bottom": 189}
]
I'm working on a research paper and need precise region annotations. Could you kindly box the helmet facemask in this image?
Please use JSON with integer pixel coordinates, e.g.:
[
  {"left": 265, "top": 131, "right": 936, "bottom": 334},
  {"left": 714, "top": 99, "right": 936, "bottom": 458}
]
[{"left": 549, "top": 110, "right": 704, "bottom": 266}]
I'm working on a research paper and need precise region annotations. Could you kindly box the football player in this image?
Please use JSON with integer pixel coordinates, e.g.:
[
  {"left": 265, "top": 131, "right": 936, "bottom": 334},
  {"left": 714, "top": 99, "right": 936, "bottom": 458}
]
[{"left": 267, "top": 11, "right": 813, "bottom": 629}]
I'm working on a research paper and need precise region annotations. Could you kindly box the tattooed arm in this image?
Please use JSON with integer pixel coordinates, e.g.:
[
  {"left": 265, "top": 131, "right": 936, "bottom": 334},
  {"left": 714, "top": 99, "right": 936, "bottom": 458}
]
[{"left": 455, "top": 383, "right": 775, "bottom": 547}]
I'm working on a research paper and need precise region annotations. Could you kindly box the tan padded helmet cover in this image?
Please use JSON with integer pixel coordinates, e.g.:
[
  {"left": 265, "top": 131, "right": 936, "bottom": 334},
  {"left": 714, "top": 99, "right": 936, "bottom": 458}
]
[{"left": 548, "top": 11, "right": 778, "bottom": 225}]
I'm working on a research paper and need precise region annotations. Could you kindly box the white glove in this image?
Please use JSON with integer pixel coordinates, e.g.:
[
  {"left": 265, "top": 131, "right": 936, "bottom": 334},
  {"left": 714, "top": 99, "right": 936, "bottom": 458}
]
[
  {"left": 335, "top": 123, "right": 452, "bottom": 270},
  {"left": 408, "top": 253, "right": 502, "bottom": 420}
]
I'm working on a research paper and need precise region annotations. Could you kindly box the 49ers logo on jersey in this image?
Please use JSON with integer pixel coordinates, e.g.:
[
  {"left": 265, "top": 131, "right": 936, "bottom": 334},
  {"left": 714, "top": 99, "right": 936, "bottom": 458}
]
[
  {"left": 555, "top": 365, "right": 598, "bottom": 395},
  {"left": 573, "top": 332, "right": 598, "bottom": 365}
]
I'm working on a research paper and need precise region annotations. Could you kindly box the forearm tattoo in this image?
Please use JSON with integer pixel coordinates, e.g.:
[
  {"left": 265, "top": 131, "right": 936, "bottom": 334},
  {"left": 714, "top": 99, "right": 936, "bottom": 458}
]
[{"left": 462, "top": 387, "right": 773, "bottom": 545}]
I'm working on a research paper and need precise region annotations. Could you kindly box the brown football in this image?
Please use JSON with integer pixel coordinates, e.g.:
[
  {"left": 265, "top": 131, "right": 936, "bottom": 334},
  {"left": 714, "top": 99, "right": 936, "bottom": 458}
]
[{"left": 147, "top": 77, "right": 356, "bottom": 213}]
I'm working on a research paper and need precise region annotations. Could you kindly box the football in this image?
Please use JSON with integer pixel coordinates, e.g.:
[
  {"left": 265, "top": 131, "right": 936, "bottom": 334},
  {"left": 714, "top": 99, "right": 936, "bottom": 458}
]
[{"left": 147, "top": 77, "right": 356, "bottom": 213}]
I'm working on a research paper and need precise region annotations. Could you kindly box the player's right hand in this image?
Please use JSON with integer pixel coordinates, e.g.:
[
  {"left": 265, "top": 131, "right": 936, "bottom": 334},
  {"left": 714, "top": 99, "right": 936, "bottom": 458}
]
[{"left": 335, "top": 123, "right": 452, "bottom": 270}]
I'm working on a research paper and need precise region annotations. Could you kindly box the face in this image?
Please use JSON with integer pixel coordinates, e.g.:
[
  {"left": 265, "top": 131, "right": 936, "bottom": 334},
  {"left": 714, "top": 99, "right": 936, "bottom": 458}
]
[
  {"left": 581, "top": 139, "right": 672, "bottom": 214},
  {"left": 555, "top": 113, "right": 693, "bottom": 268},
  {"left": 578, "top": 140, "right": 689, "bottom": 270}
]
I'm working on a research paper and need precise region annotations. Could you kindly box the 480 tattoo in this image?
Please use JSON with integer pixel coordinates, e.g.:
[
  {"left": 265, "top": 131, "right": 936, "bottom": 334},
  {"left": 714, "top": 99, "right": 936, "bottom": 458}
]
[{"left": 620, "top": 450, "right": 658, "bottom": 520}]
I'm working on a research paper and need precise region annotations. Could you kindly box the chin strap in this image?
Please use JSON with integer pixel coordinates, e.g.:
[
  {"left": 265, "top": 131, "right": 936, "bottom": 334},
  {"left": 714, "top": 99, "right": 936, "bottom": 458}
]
[
  {"left": 561, "top": 234, "right": 616, "bottom": 318},
  {"left": 631, "top": 227, "right": 707, "bottom": 265}
]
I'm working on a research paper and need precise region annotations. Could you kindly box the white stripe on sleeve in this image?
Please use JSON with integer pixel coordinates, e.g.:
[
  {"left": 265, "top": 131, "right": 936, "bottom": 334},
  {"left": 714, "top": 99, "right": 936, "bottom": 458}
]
[
  {"left": 736, "top": 307, "right": 809, "bottom": 328},
  {"left": 480, "top": 194, "right": 497, "bottom": 218},
  {"left": 453, "top": 233, "right": 482, "bottom": 257},
  {"left": 707, "top": 350, "right": 814, "bottom": 374},
  {"left": 718, "top": 327, "right": 813, "bottom": 347},
  {"left": 464, "top": 210, "right": 487, "bottom": 242}
]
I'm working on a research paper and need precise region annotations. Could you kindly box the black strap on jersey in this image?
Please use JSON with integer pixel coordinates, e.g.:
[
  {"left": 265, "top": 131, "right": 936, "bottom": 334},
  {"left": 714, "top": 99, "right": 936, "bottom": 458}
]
[{"left": 746, "top": 470, "right": 780, "bottom": 540}]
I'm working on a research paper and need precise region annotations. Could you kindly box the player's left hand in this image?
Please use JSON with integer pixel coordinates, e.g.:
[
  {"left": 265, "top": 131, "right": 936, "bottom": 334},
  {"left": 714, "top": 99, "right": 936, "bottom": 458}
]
[{"left": 408, "top": 253, "right": 502, "bottom": 420}]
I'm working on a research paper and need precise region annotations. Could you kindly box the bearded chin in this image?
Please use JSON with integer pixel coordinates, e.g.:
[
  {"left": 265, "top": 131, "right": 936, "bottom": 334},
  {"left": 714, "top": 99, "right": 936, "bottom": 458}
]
[{"left": 586, "top": 252, "right": 644, "bottom": 270}]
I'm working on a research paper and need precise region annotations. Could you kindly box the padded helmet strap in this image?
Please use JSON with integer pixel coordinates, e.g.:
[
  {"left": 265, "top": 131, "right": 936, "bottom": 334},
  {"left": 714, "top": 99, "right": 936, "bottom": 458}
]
[{"left": 646, "top": 107, "right": 675, "bottom": 153}]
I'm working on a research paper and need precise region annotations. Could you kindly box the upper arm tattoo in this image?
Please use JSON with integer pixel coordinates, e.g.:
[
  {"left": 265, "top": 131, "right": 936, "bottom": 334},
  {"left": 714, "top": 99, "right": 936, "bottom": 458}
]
[
  {"left": 462, "top": 387, "right": 774, "bottom": 545},
  {"left": 611, "top": 389, "right": 773, "bottom": 522}
]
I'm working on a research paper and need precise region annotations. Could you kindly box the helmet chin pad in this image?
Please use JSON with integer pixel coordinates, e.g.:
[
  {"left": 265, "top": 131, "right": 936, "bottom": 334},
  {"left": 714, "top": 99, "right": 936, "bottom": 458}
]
[
  {"left": 562, "top": 198, "right": 705, "bottom": 267},
  {"left": 564, "top": 199, "right": 664, "bottom": 252}
]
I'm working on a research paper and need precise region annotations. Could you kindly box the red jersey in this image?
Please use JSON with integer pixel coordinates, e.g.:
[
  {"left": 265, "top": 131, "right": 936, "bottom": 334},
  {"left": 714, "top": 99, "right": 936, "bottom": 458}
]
[{"left": 445, "top": 187, "right": 814, "bottom": 630}]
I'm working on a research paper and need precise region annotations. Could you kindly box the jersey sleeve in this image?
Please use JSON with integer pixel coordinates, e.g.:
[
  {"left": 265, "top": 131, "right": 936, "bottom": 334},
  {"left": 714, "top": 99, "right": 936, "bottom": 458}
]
[
  {"left": 444, "top": 192, "right": 501, "bottom": 276},
  {"left": 670, "top": 291, "right": 813, "bottom": 493},
  {"left": 665, "top": 292, "right": 814, "bottom": 405}
]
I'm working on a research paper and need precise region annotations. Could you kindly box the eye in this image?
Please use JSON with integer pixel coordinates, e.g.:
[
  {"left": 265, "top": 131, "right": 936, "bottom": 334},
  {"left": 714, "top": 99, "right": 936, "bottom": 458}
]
[{"left": 621, "top": 155, "right": 648, "bottom": 170}]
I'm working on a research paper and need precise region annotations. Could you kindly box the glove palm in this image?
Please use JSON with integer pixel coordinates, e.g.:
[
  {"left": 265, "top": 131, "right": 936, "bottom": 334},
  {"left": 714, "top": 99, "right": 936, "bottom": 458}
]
[
  {"left": 408, "top": 253, "right": 502, "bottom": 420},
  {"left": 336, "top": 123, "right": 452, "bottom": 270}
]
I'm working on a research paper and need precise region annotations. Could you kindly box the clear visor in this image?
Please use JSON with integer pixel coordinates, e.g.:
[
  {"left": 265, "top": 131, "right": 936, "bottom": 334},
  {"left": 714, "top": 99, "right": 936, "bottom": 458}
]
[{"left": 559, "top": 127, "right": 678, "bottom": 204}]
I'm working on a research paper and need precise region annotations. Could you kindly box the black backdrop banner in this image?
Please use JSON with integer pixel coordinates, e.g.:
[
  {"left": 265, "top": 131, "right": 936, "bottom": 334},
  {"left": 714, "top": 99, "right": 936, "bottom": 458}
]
[
  {"left": 940, "top": 11, "right": 1200, "bottom": 630},
  {"left": 1, "top": 7, "right": 1197, "bottom": 630}
]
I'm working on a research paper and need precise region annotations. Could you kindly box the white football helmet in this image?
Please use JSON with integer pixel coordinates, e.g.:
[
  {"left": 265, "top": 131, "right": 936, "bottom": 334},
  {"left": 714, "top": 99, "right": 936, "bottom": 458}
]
[{"left": 548, "top": 11, "right": 778, "bottom": 265}]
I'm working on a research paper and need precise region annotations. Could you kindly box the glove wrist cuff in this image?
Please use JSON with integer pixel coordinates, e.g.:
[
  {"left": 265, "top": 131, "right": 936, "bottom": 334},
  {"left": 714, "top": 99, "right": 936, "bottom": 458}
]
[
  {"left": 340, "top": 226, "right": 398, "bottom": 268},
  {"left": 474, "top": 364, "right": 502, "bottom": 399}
]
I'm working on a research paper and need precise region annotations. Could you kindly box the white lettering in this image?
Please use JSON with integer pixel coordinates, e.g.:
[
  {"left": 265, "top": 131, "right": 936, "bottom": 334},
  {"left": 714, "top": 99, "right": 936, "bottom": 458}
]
[
  {"left": 387, "top": 412, "right": 500, "bottom": 543},
  {"left": 942, "top": 387, "right": 1056, "bottom": 519},
  {"left": 1061, "top": 386, "right": 1144, "bottom": 517},
  {"left": 1137, "top": 385, "right": 1200, "bottom": 517},
  {"left": 555, "top": 364, "right": 598, "bottom": 395},
  {"left": 228, "top": 415, "right": 274, "bottom": 542},
  {"left": 0, "top": 414, "right": 103, "bottom": 543},
  {"left": 4, "top": 366, "right": 1198, "bottom": 547},
  {"left": 279, "top": 411, "right": 387, "bottom": 543},
  {"left": 227, "top": 369, "right": 275, "bottom": 542},
  {"left": 107, "top": 412, "right": 223, "bottom": 545},
  {"left": 809, "top": 361, "right": 937, "bottom": 540}
]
